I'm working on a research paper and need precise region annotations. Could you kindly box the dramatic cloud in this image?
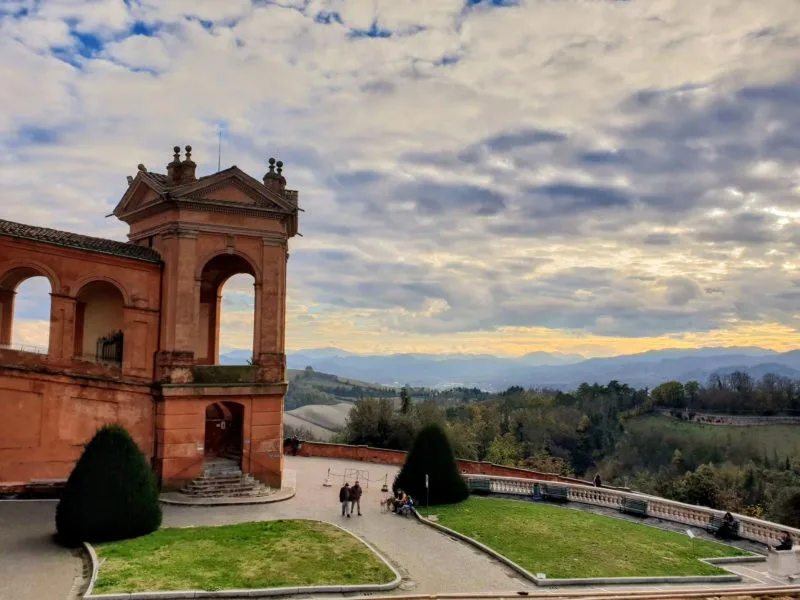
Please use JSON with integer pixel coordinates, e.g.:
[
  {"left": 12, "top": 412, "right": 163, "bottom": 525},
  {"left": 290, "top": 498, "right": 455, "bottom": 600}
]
[{"left": 2, "top": 0, "right": 800, "bottom": 357}]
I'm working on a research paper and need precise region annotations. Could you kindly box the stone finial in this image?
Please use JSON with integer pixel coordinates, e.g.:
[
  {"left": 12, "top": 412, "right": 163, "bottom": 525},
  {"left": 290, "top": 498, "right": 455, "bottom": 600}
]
[
  {"left": 263, "top": 157, "right": 286, "bottom": 193},
  {"left": 172, "top": 145, "right": 181, "bottom": 163},
  {"left": 126, "top": 175, "right": 134, "bottom": 185},
  {"left": 167, "top": 145, "right": 183, "bottom": 184},
  {"left": 137, "top": 164, "right": 147, "bottom": 172},
  {"left": 181, "top": 144, "right": 197, "bottom": 182}
]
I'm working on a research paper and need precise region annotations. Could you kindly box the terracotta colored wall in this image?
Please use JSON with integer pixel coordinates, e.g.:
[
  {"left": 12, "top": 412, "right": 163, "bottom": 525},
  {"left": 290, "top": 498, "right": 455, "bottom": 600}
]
[
  {"left": 156, "top": 383, "right": 286, "bottom": 490},
  {"left": 294, "top": 441, "right": 591, "bottom": 486},
  {"left": 0, "top": 367, "right": 154, "bottom": 484}
]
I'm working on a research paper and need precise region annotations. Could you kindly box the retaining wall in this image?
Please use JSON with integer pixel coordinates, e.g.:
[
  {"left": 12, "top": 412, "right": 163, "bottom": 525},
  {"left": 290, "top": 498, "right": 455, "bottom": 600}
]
[{"left": 293, "top": 440, "right": 591, "bottom": 486}]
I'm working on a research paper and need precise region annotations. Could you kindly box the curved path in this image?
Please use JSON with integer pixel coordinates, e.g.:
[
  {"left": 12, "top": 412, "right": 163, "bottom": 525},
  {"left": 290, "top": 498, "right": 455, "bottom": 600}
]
[
  {"left": 0, "top": 500, "right": 83, "bottom": 600},
  {"left": 162, "top": 456, "right": 533, "bottom": 594}
]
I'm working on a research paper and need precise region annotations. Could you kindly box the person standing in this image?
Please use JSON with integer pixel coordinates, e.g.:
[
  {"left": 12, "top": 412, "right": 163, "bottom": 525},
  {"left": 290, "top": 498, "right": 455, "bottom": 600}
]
[
  {"left": 339, "top": 482, "right": 351, "bottom": 517},
  {"left": 593, "top": 474, "right": 602, "bottom": 488},
  {"left": 351, "top": 480, "right": 363, "bottom": 516}
]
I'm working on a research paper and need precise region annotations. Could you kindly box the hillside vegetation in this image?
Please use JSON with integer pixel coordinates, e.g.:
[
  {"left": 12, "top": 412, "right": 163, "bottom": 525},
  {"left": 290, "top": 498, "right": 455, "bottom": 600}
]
[
  {"left": 335, "top": 372, "right": 800, "bottom": 527},
  {"left": 285, "top": 366, "right": 395, "bottom": 410}
]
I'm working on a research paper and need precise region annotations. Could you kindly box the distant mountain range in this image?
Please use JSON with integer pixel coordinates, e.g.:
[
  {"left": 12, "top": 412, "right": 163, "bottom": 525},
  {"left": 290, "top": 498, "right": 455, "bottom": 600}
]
[{"left": 219, "top": 346, "right": 800, "bottom": 391}]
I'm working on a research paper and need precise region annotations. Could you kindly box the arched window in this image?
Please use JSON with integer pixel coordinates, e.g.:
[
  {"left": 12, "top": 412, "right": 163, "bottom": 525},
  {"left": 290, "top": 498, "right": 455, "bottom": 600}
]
[
  {"left": 0, "top": 268, "right": 52, "bottom": 354},
  {"left": 197, "top": 254, "right": 256, "bottom": 365},
  {"left": 74, "top": 281, "right": 125, "bottom": 365}
]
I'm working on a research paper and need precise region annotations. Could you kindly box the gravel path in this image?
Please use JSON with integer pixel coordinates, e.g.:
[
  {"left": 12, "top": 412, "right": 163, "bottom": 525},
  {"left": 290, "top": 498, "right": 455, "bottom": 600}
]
[
  {"left": 0, "top": 500, "right": 83, "bottom": 600},
  {"left": 162, "top": 456, "right": 534, "bottom": 594}
]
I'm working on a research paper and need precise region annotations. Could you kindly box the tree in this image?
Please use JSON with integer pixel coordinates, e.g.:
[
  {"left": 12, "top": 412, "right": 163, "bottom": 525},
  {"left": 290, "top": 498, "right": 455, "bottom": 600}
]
[
  {"left": 487, "top": 433, "right": 523, "bottom": 466},
  {"left": 651, "top": 381, "right": 686, "bottom": 408},
  {"left": 394, "top": 423, "right": 469, "bottom": 505},
  {"left": 400, "top": 386, "right": 412, "bottom": 414},
  {"left": 56, "top": 425, "right": 162, "bottom": 545}
]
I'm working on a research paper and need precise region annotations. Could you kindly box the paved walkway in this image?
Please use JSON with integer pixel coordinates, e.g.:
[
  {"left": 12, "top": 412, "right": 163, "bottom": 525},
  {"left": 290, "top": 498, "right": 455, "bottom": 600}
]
[
  {"left": 0, "top": 500, "right": 83, "bottom": 600},
  {"left": 1, "top": 457, "right": 796, "bottom": 599},
  {"left": 163, "top": 456, "right": 532, "bottom": 593}
]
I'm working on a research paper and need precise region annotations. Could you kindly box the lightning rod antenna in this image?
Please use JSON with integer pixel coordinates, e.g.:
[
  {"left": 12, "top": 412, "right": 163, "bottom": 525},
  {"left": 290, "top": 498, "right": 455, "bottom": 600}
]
[{"left": 217, "top": 126, "right": 222, "bottom": 172}]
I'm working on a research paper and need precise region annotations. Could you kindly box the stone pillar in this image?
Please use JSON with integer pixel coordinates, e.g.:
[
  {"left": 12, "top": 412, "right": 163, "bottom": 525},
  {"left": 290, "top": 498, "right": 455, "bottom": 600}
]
[
  {"left": 0, "top": 289, "right": 15, "bottom": 346},
  {"left": 48, "top": 294, "right": 76, "bottom": 359},
  {"left": 254, "top": 242, "right": 286, "bottom": 382},
  {"left": 157, "top": 229, "right": 198, "bottom": 379}
]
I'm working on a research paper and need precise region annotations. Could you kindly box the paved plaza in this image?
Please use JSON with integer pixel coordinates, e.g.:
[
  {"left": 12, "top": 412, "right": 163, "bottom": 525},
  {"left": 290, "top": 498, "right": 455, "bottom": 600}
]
[{"left": 0, "top": 455, "right": 796, "bottom": 599}]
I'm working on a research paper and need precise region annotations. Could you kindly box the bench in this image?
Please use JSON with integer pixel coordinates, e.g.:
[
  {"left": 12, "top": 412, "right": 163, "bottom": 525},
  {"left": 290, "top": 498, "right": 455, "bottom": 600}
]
[
  {"left": 707, "top": 515, "right": 740, "bottom": 538},
  {"left": 541, "top": 484, "right": 569, "bottom": 503},
  {"left": 620, "top": 497, "right": 648, "bottom": 517},
  {"left": 468, "top": 477, "right": 492, "bottom": 495}
]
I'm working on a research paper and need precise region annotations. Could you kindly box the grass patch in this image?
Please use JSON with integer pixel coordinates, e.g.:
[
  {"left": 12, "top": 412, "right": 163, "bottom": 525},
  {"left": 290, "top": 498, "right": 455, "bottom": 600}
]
[
  {"left": 630, "top": 415, "right": 800, "bottom": 460},
  {"left": 434, "top": 497, "right": 747, "bottom": 579},
  {"left": 93, "top": 520, "right": 394, "bottom": 594}
]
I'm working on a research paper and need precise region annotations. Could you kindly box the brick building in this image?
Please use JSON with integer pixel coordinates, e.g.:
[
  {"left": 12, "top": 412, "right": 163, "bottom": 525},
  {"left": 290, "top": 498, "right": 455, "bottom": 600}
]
[{"left": 0, "top": 146, "right": 298, "bottom": 490}]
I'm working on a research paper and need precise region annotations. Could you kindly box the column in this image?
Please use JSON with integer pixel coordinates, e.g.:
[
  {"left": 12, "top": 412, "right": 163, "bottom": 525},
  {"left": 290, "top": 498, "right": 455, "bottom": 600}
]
[
  {"left": 0, "top": 289, "right": 15, "bottom": 346},
  {"left": 254, "top": 242, "right": 287, "bottom": 382},
  {"left": 48, "top": 294, "right": 77, "bottom": 359}
]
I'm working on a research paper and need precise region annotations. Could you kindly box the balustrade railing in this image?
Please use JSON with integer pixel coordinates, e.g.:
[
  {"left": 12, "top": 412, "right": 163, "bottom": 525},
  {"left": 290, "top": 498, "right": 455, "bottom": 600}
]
[{"left": 468, "top": 473, "right": 799, "bottom": 546}]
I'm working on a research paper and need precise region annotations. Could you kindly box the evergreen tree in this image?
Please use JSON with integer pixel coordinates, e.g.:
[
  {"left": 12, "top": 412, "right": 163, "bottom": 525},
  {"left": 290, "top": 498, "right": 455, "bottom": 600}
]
[
  {"left": 394, "top": 423, "right": 469, "bottom": 505},
  {"left": 56, "top": 425, "right": 162, "bottom": 545},
  {"left": 400, "top": 386, "right": 412, "bottom": 414}
]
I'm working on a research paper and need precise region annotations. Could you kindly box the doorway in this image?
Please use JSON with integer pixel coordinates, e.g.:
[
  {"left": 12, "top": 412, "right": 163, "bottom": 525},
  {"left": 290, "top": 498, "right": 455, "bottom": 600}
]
[{"left": 204, "top": 402, "right": 243, "bottom": 465}]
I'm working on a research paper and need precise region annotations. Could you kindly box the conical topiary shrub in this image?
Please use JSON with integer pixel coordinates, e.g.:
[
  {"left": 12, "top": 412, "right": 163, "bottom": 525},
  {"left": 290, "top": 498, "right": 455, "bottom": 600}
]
[
  {"left": 56, "top": 424, "right": 162, "bottom": 545},
  {"left": 393, "top": 423, "right": 469, "bottom": 505}
]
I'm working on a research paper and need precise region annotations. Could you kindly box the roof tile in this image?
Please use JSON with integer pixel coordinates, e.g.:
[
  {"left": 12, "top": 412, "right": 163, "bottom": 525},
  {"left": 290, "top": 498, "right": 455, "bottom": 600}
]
[{"left": 0, "top": 219, "right": 162, "bottom": 263}]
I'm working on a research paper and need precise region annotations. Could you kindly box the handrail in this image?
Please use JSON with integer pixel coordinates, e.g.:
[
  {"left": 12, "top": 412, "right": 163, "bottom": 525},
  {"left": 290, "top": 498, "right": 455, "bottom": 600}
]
[{"left": 466, "top": 473, "right": 800, "bottom": 546}]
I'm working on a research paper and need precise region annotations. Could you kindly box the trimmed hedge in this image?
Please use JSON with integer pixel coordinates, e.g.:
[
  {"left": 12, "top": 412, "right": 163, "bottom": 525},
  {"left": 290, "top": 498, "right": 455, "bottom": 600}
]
[
  {"left": 56, "top": 424, "right": 162, "bottom": 545},
  {"left": 394, "top": 423, "right": 469, "bottom": 505}
]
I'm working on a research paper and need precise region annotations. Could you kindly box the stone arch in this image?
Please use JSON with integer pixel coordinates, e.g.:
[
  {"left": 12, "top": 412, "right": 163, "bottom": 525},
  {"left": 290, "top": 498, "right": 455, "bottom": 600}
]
[
  {"left": 0, "top": 264, "right": 56, "bottom": 352},
  {"left": 73, "top": 280, "right": 126, "bottom": 363},
  {"left": 0, "top": 261, "right": 61, "bottom": 293},
  {"left": 196, "top": 253, "right": 258, "bottom": 365},
  {"left": 70, "top": 275, "right": 132, "bottom": 306},
  {"left": 204, "top": 401, "right": 244, "bottom": 465},
  {"left": 195, "top": 249, "right": 261, "bottom": 283}
]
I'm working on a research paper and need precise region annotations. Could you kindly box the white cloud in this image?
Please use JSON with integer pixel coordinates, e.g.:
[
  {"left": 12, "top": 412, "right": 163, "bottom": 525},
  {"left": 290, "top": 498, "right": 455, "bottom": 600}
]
[{"left": 1, "top": 0, "right": 800, "bottom": 356}]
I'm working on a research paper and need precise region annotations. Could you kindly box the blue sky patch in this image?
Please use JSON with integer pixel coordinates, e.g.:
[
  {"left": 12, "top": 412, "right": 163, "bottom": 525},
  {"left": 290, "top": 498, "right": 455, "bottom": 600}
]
[
  {"left": 314, "top": 11, "right": 343, "bottom": 25},
  {"left": 349, "top": 20, "right": 392, "bottom": 39}
]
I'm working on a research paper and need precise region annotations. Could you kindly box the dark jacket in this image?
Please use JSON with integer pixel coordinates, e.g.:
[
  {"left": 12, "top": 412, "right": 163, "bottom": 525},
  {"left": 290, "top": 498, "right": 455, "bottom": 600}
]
[
  {"left": 776, "top": 536, "right": 793, "bottom": 551},
  {"left": 351, "top": 484, "right": 362, "bottom": 500},
  {"left": 339, "top": 486, "right": 350, "bottom": 502}
]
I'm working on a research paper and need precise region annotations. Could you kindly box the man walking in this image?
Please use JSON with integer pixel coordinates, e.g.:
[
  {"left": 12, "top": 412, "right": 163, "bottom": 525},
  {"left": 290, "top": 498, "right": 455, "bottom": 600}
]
[
  {"left": 350, "top": 480, "right": 363, "bottom": 516},
  {"left": 339, "top": 482, "right": 351, "bottom": 517}
]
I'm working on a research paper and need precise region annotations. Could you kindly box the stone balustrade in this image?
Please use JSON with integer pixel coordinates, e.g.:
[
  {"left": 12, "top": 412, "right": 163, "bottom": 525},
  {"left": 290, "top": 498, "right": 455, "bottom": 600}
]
[{"left": 470, "top": 474, "right": 800, "bottom": 547}]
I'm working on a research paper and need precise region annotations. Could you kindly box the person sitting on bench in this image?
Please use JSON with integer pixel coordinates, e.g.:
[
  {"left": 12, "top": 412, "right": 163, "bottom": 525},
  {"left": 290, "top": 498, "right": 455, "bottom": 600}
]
[
  {"left": 774, "top": 531, "right": 793, "bottom": 551},
  {"left": 715, "top": 512, "right": 737, "bottom": 539}
]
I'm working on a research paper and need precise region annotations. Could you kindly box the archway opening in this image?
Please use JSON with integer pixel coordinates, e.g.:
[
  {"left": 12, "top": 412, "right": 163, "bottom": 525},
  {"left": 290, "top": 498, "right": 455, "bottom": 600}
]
[
  {"left": 204, "top": 401, "right": 244, "bottom": 464},
  {"left": 0, "top": 268, "right": 52, "bottom": 354},
  {"left": 74, "top": 281, "right": 125, "bottom": 365},
  {"left": 197, "top": 254, "right": 256, "bottom": 365}
]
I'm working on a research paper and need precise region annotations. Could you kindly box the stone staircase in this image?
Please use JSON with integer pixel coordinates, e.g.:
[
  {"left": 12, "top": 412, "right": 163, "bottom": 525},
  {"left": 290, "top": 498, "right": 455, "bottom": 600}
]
[{"left": 179, "top": 458, "right": 273, "bottom": 499}]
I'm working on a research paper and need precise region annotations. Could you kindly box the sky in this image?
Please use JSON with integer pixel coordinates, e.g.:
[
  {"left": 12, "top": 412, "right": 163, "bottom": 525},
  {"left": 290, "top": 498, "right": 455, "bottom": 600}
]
[{"left": 2, "top": 0, "right": 800, "bottom": 359}]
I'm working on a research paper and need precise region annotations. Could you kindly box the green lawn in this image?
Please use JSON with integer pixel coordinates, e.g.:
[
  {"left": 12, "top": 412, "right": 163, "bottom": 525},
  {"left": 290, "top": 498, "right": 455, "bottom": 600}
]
[
  {"left": 92, "top": 520, "right": 395, "bottom": 594},
  {"left": 434, "top": 497, "right": 747, "bottom": 579}
]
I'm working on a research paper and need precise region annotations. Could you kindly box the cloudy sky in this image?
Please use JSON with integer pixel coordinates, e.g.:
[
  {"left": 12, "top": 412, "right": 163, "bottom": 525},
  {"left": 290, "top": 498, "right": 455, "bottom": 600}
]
[{"left": 2, "top": 0, "right": 800, "bottom": 358}]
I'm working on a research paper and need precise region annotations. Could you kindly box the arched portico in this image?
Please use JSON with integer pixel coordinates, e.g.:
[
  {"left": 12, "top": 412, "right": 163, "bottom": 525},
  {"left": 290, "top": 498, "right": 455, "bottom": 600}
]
[
  {"left": 196, "top": 254, "right": 257, "bottom": 365},
  {"left": 0, "top": 265, "right": 54, "bottom": 352}
]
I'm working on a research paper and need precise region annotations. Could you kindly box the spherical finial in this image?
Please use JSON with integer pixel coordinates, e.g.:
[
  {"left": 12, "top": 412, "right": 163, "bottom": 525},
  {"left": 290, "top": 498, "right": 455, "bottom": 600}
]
[
  {"left": 172, "top": 146, "right": 180, "bottom": 162},
  {"left": 185, "top": 145, "right": 192, "bottom": 153},
  {"left": 268, "top": 157, "right": 276, "bottom": 165},
  {"left": 173, "top": 145, "right": 180, "bottom": 153},
  {"left": 276, "top": 160, "right": 283, "bottom": 168},
  {"left": 137, "top": 163, "right": 147, "bottom": 172},
  {"left": 184, "top": 145, "right": 192, "bottom": 161}
]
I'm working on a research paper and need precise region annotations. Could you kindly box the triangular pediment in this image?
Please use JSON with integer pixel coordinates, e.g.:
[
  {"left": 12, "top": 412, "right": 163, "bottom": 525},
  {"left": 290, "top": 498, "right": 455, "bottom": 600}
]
[
  {"left": 171, "top": 167, "right": 295, "bottom": 213},
  {"left": 113, "top": 173, "right": 166, "bottom": 218}
]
